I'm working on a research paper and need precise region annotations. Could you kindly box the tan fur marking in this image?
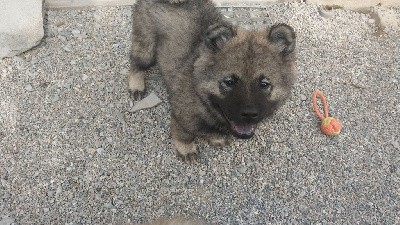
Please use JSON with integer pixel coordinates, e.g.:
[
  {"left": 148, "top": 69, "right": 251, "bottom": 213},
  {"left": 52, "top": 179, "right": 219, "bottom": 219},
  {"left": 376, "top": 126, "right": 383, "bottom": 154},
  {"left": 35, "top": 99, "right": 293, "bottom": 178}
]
[
  {"left": 128, "top": 70, "right": 145, "bottom": 92},
  {"left": 172, "top": 138, "right": 197, "bottom": 156}
]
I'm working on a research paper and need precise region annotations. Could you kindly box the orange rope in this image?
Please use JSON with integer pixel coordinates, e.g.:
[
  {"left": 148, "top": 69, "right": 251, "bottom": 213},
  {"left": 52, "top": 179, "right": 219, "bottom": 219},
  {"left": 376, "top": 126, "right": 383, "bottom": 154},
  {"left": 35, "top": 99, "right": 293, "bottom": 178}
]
[{"left": 312, "top": 90, "right": 329, "bottom": 120}]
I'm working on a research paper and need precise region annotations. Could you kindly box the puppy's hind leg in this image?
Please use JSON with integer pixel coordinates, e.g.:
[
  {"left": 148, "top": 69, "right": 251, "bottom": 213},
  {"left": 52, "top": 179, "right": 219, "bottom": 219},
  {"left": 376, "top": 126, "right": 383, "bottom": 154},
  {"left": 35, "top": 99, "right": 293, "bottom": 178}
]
[
  {"left": 129, "top": 7, "right": 157, "bottom": 100},
  {"left": 128, "top": 58, "right": 147, "bottom": 101}
]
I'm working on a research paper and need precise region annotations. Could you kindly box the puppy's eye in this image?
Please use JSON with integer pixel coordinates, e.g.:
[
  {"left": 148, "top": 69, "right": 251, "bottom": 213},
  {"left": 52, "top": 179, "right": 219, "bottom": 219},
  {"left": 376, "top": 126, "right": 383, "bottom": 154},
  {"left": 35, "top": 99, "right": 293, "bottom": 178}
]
[
  {"left": 223, "top": 76, "right": 238, "bottom": 87},
  {"left": 259, "top": 78, "right": 271, "bottom": 89}
]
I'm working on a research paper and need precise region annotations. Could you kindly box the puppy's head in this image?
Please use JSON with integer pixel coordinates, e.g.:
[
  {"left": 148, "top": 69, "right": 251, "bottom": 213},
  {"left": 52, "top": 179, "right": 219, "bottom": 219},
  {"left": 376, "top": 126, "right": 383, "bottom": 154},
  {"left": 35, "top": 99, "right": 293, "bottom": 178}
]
[{"left": 194, "top": 23, "right": 297, "bottom": 139}]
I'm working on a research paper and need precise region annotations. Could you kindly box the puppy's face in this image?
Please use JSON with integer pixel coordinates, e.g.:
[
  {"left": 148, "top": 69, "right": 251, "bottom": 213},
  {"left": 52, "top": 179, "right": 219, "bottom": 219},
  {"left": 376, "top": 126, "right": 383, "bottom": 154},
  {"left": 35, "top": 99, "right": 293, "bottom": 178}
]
[{"left": 195, "top": 24, "right": 297, "bottom": 138}]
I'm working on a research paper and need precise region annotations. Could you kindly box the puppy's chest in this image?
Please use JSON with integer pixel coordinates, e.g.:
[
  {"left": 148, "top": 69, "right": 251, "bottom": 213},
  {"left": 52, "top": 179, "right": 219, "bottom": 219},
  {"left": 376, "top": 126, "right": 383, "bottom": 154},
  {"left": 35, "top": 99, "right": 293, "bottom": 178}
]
[{"left": 195, "top": 117, "right": 230, "bottom": 135}]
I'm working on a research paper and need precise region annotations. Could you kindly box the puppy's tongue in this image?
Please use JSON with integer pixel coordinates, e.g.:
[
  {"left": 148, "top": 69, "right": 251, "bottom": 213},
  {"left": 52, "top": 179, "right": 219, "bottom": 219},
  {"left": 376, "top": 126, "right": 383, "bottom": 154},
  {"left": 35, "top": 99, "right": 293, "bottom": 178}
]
[{"left": 231, "top": 122, "right": 257, "bottom": 137}]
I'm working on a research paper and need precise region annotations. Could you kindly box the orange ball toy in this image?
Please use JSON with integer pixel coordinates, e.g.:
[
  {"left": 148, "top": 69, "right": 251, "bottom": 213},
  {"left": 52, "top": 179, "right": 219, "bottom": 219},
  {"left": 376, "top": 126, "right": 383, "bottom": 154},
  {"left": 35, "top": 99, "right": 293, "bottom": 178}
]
[{"left": 312, "top": 90, "right": 342, "bottom": 136}]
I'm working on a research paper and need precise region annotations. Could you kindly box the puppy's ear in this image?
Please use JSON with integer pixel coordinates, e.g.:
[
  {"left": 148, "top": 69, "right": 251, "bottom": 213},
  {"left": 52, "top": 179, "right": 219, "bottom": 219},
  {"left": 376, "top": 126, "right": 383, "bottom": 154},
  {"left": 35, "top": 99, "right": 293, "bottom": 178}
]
[
  {"left": 268, "top": 23, "right": 296, "bottom": 55},
  {"left": 205, "top": 23, "right": 235, "bottom": 52}
]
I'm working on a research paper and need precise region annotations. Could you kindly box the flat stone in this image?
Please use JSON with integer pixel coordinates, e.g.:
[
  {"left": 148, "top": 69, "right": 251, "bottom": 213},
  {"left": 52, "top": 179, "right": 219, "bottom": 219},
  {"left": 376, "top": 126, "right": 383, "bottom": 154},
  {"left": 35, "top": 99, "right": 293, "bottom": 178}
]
[
  {"left": 96, "top": 148, "right": 104, "bottom": 154},
  {"left": 129, "top": 92, "right": 162, "bottom": 112},
  {"left": 25, "top": 84, "right": 33, "bottom": 92},
  {"left": 0, "top": 0, "right": 44, "bottom": 59}
]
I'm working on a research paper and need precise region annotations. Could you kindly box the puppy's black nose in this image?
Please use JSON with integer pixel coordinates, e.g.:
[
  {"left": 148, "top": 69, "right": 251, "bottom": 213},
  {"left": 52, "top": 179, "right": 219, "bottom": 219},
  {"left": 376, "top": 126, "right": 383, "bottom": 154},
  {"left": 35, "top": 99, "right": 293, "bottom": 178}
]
[{"left": 240, "top": 107, "right": 259, "bottom": 120}]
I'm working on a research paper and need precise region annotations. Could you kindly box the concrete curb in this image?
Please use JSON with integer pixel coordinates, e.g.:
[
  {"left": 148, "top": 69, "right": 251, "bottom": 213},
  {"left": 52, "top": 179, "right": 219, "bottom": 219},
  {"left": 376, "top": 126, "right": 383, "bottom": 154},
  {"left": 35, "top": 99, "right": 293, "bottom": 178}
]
[
  {"left": 305, "top": 0, "right": 399, "bottom": 9},
  {"left": 44, "top": 0, "right": 400, "bottom": 9},
  {"left": 45, "top": 0, "right": 135, "bottom": 9},
  {"left": 44, "top": 0, "right": 284, "bottom": 9},
  {"left": 0, "top": 0, "right": 44, "bottom": 59}
]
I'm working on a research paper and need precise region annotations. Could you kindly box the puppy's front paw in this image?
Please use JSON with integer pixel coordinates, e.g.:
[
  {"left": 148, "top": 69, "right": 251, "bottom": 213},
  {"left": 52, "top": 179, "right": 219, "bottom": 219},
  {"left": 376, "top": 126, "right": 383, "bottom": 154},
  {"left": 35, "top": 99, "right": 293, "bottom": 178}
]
[
  {"left": 129, "top": 90, "right": 145, "bottom": 101},
  {"left": 173, "top": 139, "right": 199, "bottom": 162},
  {"left": 128, "top": 70, "right": 145, "bottom": 101},
  {"left": 208, "top": 135, "right": 231, "bottom": 148},
  {"left": 177, "top": 151, "right": 199, "bottom": 162}
]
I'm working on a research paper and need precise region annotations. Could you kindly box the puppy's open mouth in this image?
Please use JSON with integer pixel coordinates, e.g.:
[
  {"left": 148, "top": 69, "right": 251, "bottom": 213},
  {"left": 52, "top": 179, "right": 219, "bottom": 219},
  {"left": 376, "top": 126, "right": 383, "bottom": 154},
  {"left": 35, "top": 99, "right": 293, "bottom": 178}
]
[
  {"left": 218, "top": 106, "right": 257, "bottom": 139},
  {"left": 230, "top": 122, "right": 257, "bottom": 139}
]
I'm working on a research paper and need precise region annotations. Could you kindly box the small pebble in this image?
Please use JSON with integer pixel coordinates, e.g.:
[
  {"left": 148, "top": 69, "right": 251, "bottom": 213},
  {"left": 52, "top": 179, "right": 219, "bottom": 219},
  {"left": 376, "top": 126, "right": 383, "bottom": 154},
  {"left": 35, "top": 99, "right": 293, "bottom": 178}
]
[
  {"left": 87, "top": 148, "right": 96, "bottom": 154},
  {"left": 52, "top": 95, "right": 60, "bottom": 103},
  {"left": 299, "top": 94, "right": 307, "bottom": 101},
  {"left": 0, "top": 179, "right": 7, "bottom": 187},
  {"left": 94, "top": 14, "right": 102, "bottom": 20},
  {"left": 58, "top": 35, "right": 67, "bottom": 41},
  {"left": 56, "top": 186, "right": 62, "bottom": 196},
  {"left": 72, "top": 29, "right": 81, "bottom": 35},
  {"left": 64, "top": 78, "right": 73, "bottom": 89},
  {"left": 3, "top": 193, "right": 11, "bottom": 199},
  {"left": 106, "top": 137, "right": 113, "bottom": 143},
  {"left": 94, "top": 141, "right": 102, "bottom": 148},
  {"left": 391, "top": 140, "right": 399, "bottom": 150},
  {"left": 96, "top": 148, "right": 104, "bottom": 154},
  {"left": 120, "top": 69, "right": 129, "bottom": 75},
  {"left": 25, "top": 84, "right": 33, "bottom": 92},
  {"left": 63, "top": 45, "right": 72, "bottom": 52}
]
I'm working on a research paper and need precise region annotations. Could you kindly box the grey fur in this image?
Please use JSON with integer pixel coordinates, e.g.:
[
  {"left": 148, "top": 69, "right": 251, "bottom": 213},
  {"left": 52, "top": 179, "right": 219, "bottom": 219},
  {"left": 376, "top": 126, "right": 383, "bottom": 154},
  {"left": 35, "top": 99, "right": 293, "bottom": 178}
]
[{"left": 129, "top": 0, "right": 297, "bottom": 160}]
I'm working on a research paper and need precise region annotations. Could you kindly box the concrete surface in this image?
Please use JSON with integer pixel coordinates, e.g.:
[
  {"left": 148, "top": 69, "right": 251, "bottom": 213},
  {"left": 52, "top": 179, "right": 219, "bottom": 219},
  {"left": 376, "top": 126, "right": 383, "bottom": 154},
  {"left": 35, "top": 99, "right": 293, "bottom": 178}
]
[
  {"left": 0, "top": 3, "right": 399, "bottom": 225},
  {"left": 44, "top": 0, "right": 400, "bottom": 9},
  {"left": 0, "top": 0, "right": 44, "bottom": 59},
  {"left": 45, "top": 0, "right": 135, "bottom": 8},
  {"left": 305, "top": 0, "right": 399, "bottom": 9}
]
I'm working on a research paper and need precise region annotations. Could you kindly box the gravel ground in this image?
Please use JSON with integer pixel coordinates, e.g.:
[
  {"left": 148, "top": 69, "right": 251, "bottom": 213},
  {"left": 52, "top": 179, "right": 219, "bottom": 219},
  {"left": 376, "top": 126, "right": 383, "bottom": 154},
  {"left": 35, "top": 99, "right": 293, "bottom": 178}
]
[{"left": 1, "top": 3, "right": 399, "bottom": 224}]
